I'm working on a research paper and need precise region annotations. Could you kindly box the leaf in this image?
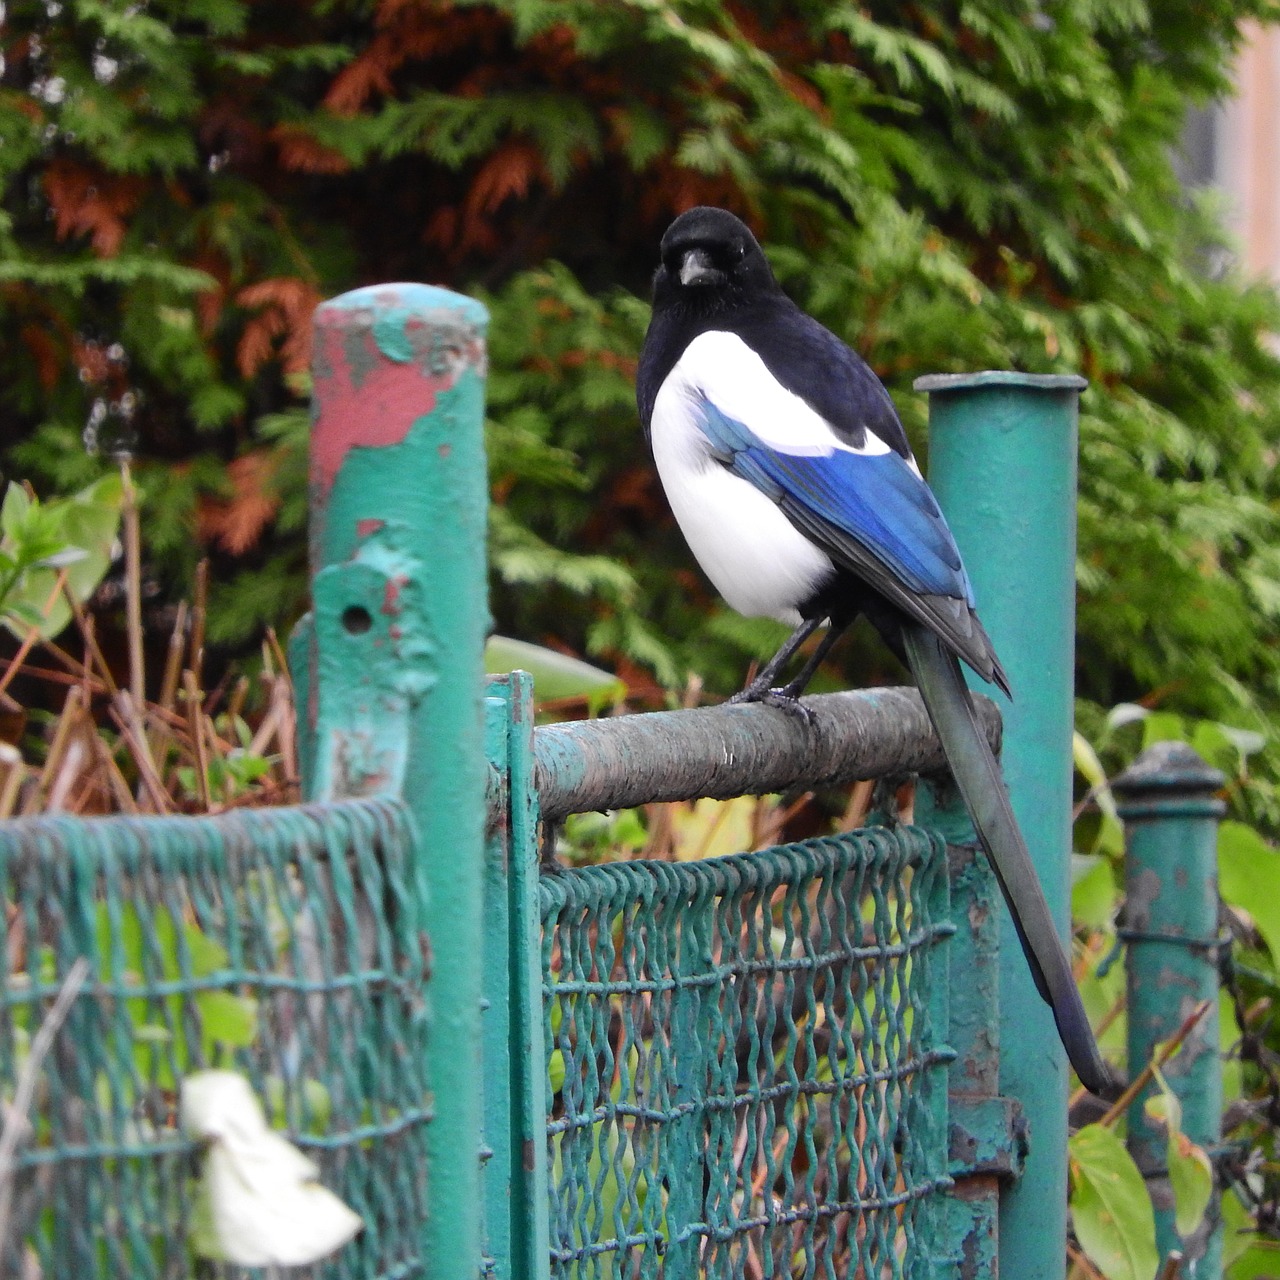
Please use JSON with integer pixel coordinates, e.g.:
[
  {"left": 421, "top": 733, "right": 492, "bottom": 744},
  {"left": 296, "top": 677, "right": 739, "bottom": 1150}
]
[
  {"left": 1144, "top": 1066, "right": 1212, "bottom": 1239},
  {"left": 547, "top": 1049, "right": 565, "bottom": 1093},
  {"left": 0, "top": 474, "right": 123, "bottom": 639},
  {"left": 1106, "top": 703, "right": 1149, "bottom": 731},
  {"left": 1218, "top": 820, "right": 1280, "bottom": 962},
  {"left": 1073, "top": 730, "right": 1124, "bottom": 855},
  {"left": 198, "top": 990, "right": 258, "bottom": 1050},
  {"left": 1069, "top": 1123, "right": 1159, "bottom": 1280},
  {"left": 1142, "top": 711, "right": 1187, "bottom": 749},
  {"left": 33, "top": 546, "right": 88, "bottom": 569},
  {"left": 0, "top": 483, "right": 30, "bottom": 539},
  {"left": 484, "top": 634, "right": 625, "bottom": 708},
  {"left": 1072, "top": 854, "right": 1118, "bottom": 929}
]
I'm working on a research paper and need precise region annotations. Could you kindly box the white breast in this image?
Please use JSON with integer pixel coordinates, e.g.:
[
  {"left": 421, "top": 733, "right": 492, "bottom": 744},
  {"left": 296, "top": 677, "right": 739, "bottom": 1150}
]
[{"left": 650, "top": 339, "right": 836, "bottom": 623}]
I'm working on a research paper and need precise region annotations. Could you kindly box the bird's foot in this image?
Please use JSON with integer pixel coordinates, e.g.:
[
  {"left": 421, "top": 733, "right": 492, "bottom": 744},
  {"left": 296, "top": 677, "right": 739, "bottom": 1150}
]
[{"left": 726, "top": 686, "right": 816, "bottom": 726}]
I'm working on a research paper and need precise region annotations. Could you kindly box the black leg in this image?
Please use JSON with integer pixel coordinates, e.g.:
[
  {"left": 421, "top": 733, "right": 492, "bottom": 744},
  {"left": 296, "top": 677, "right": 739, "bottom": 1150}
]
[
  {"left": 731, "top": 617, "right": 824, "bottom": 701},
  {"left": 776, "top": 623, "right": 846, "bottom": 698}
]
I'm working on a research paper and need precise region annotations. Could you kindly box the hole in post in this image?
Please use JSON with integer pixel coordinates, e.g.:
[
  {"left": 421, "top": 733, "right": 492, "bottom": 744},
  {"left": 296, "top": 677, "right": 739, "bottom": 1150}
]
[{"left": 342, "top": 605, "right": 373, "bottom": 635}]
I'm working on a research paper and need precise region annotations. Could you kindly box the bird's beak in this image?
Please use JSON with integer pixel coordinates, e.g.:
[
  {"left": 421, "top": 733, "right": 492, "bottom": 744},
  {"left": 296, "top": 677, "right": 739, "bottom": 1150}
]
[{"left": 679, "top": 248, "right": 724, "bottom": 287}]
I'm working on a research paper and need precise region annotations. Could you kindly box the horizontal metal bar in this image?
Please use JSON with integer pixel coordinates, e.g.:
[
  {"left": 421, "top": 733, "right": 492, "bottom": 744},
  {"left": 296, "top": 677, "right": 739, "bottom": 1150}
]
[{"left": 519, "top": 686, "right": 1000, "bottom": 823}]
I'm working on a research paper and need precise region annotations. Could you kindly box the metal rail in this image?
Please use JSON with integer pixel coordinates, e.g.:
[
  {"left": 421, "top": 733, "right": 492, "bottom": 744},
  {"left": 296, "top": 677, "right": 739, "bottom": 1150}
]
[{"left": 510, "top": 687, "right": 1000, "bottom": 823}]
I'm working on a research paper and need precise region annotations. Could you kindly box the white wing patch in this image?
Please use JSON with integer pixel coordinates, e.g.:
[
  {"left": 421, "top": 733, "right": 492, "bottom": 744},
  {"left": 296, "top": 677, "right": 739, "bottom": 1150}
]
[
  {"left": 672, "top": 330, "right": 895, "bottom": 459},
  {"left": 651, "top": 356, "right": 835, "bottom": 623}
]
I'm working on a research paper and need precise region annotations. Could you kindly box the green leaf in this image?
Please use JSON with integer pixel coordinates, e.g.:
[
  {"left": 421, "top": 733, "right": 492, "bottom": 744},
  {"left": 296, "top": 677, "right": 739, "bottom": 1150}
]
[
  {"left": 1144, "top": 1066, "right": 1212, "bottom": 1239},
  {"left": 485, "top": 634, "right": 625, "bottom": 709},
  {"left": 1223, "top": 1188, "right": 1280, "bottom": 1276},
  {"left": 1142, "top": 711, "right": 1187, "bottom": 749},
  {"left": 1072, "top": 854, "right": 1119, "bottom": 929},
  {"left": 0, "top": 483, "right": 30, "bottom": 540},
  {"left": 547, "top": 1048, "right": 565, "bottom": 1093},
  {"left": 1074, "top": 730, "right": 1125, "bottom": 854},
  {"left": 0, "top": 474, "right": 122, "bottom": 639},
  {"left": 1218, "top": 820, "right": 1280, "bottom": 962},
  {"left": 198, "top": 990, "right": 258, "bottom": 1049},
  {"left": 1069, "top": 1123, "right": 1159, "bottom": 1280}
]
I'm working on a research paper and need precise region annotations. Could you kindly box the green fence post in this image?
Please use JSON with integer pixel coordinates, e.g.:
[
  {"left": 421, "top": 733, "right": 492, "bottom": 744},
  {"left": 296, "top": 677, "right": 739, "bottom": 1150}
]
[
  {"left": 916, "top": 371, "right": 1086, "bottom": 1279},
  {"left": 482, "top": 672, "right": 552, "bottom": 1280},
  {"left": 1113, "top": 743, "right": 1224, "bottom": 1274},
  {"left": 296, "top": 283, "right": 491, "bottom": 1278},
  {"left": 916, "top": 781, "right": 1023, "bottom": 1279}
]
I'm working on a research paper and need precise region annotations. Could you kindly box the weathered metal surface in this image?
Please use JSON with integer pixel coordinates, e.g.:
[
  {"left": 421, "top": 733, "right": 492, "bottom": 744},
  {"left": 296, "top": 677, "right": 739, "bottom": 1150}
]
[
  {"left": 918, "top": 783, "right": 1008, "bottom": 1279},
  {"left": 310, "top": 534, "right": 435, "bottom": 800},
  {"left": 299, "top": 283, "right": 491, "bottom": 1279},
  {"left": 310, "top": 287, "right": 488, "bottom": 504},
  {"left": 919, "top": 371, "right": 1084, "bottom": 1278},
  {"left": 1115, "top": 742, "right": 1225, "bottom": 1274},
  {"left": 536, "top": 826, "right": 955, "bottom": 1279},
  {"left": 949, "top": 1097, "right": 1028, "bottom": 1180},
  {"left": 482, "top": 674, "right": 551, "bottom": 1280},
  {"left": 0, "top": 798, "right": 430, "bottom": 1279},
  {"left": 522, "top": 686, "right": 1002, "bottom": 824}
]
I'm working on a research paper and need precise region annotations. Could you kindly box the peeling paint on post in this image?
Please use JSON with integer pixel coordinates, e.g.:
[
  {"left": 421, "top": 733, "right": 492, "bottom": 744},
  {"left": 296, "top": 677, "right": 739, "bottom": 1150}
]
[
  {"left": 1114, "top": 743, "right": 1224, "bottom": 1274},
  {"left": 293, "top": 284, "right": 490, "bottom": 1279},
  {"left": 917, "top": 371, "right": 1085, "bottom": 1279},
  {"left": 917, "top": 779, "right": 1024, "bottom": 1279}
]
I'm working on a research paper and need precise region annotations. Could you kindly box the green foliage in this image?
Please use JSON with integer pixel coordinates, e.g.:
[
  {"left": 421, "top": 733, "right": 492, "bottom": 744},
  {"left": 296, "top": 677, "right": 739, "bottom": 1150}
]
[
  {"left": 483, "top": 634, "right": 625, "bottom": 710},
  {"left": 89, "top": 902, "right": 258, "bottom": 1090},
  {"left": 1072, "top": 706, "right": 1280, "bottom": 1261},
  {"left": 1068, "top": 1123, "right": 1159, "bottom": 1280},
  {"left": 1144, "top": 1065, "right": 1214, "bottom": 1240},
  {"left": 7, "top": 0, "right": 1280, "bottom": 755},
  {"left": 0, "top": 476, "right": 122, "bottom": 639}
]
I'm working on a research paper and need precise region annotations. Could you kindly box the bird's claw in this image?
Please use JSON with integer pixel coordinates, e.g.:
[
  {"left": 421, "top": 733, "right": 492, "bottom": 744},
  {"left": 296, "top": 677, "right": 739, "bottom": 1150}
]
[{"left": 726, "top": 686, "right": 817, "bottom": 726}]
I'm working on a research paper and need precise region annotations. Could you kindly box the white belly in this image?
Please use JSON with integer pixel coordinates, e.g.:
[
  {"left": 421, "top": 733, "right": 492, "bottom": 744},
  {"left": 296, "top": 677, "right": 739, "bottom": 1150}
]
[{"left": 651, "top": 384, "right": 834, "bottom": 624}]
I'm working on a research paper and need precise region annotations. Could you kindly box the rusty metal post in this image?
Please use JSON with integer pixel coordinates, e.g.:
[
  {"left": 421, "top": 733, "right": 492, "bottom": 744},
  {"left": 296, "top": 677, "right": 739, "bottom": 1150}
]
[
  {"left": 917, "top": 779, "right": 1025, "bottom": 1279},
  {"left": 1114, "top": 742, "right": 1224, "bottom": 1274},
  {"left": 293, "top": 283, "right": 491, "bottom": 1278}
]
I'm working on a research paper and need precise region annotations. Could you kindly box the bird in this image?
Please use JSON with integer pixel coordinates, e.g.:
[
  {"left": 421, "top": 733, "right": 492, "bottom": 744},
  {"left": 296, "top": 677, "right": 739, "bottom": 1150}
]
[{"left": 636, "top": 205, "right": 1118, "bottom": 1099}]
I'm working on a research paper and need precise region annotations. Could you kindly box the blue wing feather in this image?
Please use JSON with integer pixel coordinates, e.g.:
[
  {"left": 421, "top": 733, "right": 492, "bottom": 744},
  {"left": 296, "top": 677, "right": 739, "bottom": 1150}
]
[{"left": 700, "top": 401, "right": 974, "bottom": 605}]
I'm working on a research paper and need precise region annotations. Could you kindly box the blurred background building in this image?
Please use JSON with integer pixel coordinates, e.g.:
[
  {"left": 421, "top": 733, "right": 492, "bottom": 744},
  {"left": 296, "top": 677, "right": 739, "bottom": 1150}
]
[{"left": 1182, "top": 20, "right": 1280, "bottom": 281}]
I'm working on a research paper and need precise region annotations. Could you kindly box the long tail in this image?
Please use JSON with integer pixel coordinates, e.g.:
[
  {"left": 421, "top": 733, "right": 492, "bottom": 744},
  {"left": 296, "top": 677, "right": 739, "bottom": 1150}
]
[{"left": 901, "top": 623, "right": 1120, "bottom": 1099}]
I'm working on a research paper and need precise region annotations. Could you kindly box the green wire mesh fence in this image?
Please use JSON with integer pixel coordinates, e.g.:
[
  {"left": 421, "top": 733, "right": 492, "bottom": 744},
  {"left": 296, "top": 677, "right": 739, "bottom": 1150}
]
[
  {"left": 0, "top": 798, "right": 430, "bottom": 1280},
  {"left": 539, "top": 826, "right": 954, "bottom": 1280}
]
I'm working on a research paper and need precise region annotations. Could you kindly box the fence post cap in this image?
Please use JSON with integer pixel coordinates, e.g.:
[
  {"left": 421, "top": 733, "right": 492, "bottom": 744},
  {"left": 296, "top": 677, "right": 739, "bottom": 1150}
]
[
  {"left": 1111, "top": 740, "right": 1225, "bottom": 799},
  {"left": 913, "top": 371, "right": 1087, "bottom": 393},
  {"left": 316, "top": 281, "right": 488, "bottom": 324}
]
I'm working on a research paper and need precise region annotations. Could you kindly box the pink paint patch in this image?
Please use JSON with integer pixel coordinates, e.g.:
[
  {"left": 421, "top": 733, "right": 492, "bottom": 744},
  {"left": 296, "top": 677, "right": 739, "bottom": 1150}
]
[
  {"left": 311, "top": 321, "right": 452, "bottom": 496},
  {"left": 356, "top": 518, "right": 385, "bottom": 538},
  {"left": 381, "top": 574, "right": 409, "bottom": 616}
]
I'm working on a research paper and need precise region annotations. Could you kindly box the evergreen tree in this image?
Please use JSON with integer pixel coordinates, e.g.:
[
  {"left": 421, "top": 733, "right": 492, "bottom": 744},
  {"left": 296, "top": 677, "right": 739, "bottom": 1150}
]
[{"left": 4, "top": 0, "right": 1280, "bottom": 813}]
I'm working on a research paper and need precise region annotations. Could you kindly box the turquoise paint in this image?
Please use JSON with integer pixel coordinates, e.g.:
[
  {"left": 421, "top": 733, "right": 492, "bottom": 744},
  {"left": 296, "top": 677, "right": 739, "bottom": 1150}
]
[
  {"left": 1114, "top": 744, "right": 1224, "bottom": 1275},
  {"left": 482, "top": 673, "right": 551, "bottom": 1280},
  {"left": 917, "top": 781, "right": 1003, "bottom": 1280},
  {"left": 302, "top": 284, "right": 491, "bottom": 1280},
  {"left": 917, "top": 372, "right": 1085, "bottom": 1279}
]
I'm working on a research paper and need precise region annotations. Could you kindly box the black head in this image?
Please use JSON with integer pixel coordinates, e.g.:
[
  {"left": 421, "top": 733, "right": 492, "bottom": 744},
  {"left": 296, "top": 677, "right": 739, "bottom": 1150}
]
[{"left": 652, "top": 207, "right": 780, "bottom": 315}]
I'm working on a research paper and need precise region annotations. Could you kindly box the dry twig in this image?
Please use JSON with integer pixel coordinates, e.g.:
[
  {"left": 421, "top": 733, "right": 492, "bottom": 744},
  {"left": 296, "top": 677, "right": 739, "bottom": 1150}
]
[{"left": 0, "top": 958, "right": 91, "bottom": 1248}]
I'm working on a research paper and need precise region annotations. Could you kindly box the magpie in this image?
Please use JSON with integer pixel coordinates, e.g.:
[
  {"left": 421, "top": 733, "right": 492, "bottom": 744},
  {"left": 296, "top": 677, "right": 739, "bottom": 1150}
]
[{"left": 637, "top": 206, "right": 1117, "bottom": 1098}]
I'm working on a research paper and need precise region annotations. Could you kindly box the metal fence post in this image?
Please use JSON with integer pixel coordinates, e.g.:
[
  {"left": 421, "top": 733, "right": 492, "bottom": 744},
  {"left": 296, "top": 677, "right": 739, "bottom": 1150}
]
[
  {"left": 916, "top": 781, "right": 1023, "bottom": 1279},
  {"left": 916, "top": 371, "right": 1086, "bottom": 1279},
  {"left": 297, "top": 284, "right": 491, "bottom": 1277},
  {"left": 1113, "top": 743, "right": 1224, "bottom": 1274},
  {"left": 482, "top": 672, "right": 551, "bottom": 1280}
]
